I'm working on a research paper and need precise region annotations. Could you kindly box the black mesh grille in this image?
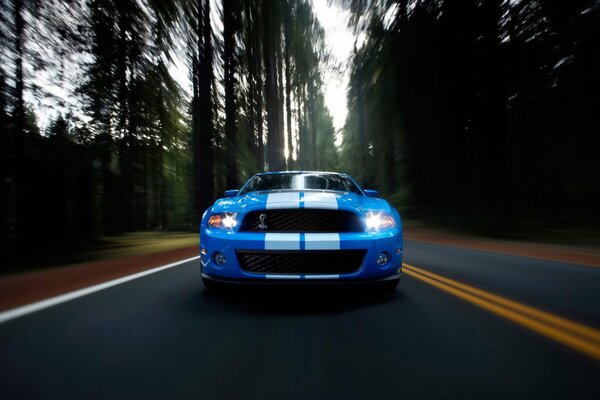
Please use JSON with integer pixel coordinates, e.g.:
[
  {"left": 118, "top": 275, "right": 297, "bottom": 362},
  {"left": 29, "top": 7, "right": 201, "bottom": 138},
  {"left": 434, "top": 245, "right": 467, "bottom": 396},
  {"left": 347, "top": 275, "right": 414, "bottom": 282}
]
[
  {"left": 239, "top": 209, "right": 364, "bottom": 232},
  {"left": 237, "top": 250, "right": 366, "bottom": 275}
]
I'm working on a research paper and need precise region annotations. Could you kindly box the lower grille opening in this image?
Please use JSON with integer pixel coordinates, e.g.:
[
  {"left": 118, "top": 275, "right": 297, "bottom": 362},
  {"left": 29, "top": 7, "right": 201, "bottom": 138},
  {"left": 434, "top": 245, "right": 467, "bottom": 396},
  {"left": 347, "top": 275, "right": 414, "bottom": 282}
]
[{"left": 237, "top": 250, "right": 366, "bottom": 275}]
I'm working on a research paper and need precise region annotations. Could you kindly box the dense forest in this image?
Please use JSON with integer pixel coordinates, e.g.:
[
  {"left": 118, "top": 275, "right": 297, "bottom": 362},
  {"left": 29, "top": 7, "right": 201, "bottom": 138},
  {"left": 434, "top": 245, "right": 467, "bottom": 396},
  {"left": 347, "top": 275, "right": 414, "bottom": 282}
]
[
  {"left": 1, "top": 0, "right": 599, "bottom": 266},
  {"left": 0, "top": 0, "right": 337, "bottom": 263},
  {"left": 340, "top": 0, "right": 600, "bottom": 231}
]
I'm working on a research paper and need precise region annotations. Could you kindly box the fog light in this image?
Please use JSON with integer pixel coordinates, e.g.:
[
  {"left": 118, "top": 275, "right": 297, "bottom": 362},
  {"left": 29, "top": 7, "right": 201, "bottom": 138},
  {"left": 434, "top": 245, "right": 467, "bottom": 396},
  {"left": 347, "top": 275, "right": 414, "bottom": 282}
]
[
  {"left": 201, "top": 248, "right": 207, "bottom": 255},
  {"left": 376, "top": 252, "right": 390, "bottom": 266},
  {"left": 213, "top": 252, "right": 226, "bottom": 266}
]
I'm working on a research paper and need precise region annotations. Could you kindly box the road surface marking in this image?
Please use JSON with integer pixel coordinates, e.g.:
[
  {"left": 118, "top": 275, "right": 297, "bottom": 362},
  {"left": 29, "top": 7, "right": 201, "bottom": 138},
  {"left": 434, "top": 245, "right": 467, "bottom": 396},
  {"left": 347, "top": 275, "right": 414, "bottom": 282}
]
[
  {"left": 0, "top": 256, "right": 200, "bottom": 324},
  {"left": 403, "top": 263, "right": 600, "bottom": 361}
]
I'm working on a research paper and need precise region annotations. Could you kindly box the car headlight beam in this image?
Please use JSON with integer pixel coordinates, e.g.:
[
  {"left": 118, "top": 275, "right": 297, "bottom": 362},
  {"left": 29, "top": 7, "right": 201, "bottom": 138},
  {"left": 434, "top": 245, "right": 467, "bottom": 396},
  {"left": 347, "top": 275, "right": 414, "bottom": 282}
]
[
  {"left": 365, "top": 212, "right": 395, "bottom": 231},
  {"left": 208, "top": 212, "right": 238, "bottom": 229}
]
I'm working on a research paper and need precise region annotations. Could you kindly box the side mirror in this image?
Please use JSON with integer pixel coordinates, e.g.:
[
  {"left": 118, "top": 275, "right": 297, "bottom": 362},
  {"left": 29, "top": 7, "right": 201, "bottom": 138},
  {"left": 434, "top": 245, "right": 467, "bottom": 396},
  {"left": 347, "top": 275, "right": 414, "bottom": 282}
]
[
  {"left": 224, "top": 189, "right": 239, "bottom": 198},
  {"left": 364, "top": 189, "right": 379, "bottom": 198}
]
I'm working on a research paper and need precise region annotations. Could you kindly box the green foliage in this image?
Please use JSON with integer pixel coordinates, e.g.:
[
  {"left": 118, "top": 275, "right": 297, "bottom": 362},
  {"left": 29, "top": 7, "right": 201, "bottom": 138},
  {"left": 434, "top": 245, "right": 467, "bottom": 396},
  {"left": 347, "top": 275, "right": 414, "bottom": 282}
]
[
  {"left": 0, "top": 0, "right": 339, "bottom": 265},
  {"left": 1, "top": 0, "right": 197, "bottom": 264}
]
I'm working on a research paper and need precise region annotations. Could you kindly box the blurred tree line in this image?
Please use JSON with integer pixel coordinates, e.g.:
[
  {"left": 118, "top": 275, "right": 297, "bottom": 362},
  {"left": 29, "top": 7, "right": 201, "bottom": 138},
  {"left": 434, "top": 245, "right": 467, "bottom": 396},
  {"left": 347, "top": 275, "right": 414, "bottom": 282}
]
[
  {"left": 0, "top": 0, "right": 336, "bottom": 264},
  {"left": 1, "top": 0, "right": 599, "bottom": 266},
  {"left": 340, "top": 0, "right": 600, "bottom": 232}
]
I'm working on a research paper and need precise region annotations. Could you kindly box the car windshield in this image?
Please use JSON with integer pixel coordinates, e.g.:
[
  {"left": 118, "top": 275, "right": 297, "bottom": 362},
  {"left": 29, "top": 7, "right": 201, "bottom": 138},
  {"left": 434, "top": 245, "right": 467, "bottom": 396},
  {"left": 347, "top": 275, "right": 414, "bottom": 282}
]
[{"left": 239, "top": 173, "right": 362, "bottom": 195}]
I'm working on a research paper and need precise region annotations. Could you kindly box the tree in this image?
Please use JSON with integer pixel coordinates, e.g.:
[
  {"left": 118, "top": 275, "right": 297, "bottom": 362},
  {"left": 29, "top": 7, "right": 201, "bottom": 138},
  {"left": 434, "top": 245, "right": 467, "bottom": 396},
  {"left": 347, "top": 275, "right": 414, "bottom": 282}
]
[
  {"left": 262, "top": 0, "right": 285, "bottom": 171},
  {"left": 222, "top": 0, "right": 240, "bottom": 187},
  {"left": 191, "top": 0, "right": 215, "bottom": 216},
  {"left": 340, "top": 0, "right": 600, "bottom": 231},
  {"left": 0, "top": 0, "right": 340, "bottom": 269}
]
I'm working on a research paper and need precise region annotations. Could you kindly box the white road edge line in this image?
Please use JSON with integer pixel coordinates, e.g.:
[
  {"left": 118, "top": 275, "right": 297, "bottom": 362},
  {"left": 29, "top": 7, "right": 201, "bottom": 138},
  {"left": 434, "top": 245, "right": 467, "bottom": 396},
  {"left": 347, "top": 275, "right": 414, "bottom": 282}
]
[{"left": 0, "top": 255, "right": 200, "bottom": 324}]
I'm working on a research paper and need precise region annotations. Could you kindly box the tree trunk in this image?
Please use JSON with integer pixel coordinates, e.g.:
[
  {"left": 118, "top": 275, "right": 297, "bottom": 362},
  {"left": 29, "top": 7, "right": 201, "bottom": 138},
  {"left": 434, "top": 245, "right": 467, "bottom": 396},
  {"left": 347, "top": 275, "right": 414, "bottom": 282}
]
[
  {"left": 356, "top": 80, "right": 368, "bottom": 185},
  {"left": 13, "top": 0, "right": 26, "bottom": 251},
  {"left": 276, "top": 15, "right": 285, "bottom": 170},
  {"left": 284, "top": 1, "right": 294, "bottom": 169},
  {"left": 223, "top": 0, "right": 238, "bottom": 188},
  {"left": 192, "top": 0, "right": 214, "bottom": 216},
  {"left": 263, "top": 1, "right": 284, "bottom": 171},
  {"left": 254, "top": 8, "right": 265, "bottom": 170},
  {"left": 199, "top": 0, "right": 215, "bottom": 205},
  {"left": 244, "top": 1, "right": 257, "bottom": 171}
]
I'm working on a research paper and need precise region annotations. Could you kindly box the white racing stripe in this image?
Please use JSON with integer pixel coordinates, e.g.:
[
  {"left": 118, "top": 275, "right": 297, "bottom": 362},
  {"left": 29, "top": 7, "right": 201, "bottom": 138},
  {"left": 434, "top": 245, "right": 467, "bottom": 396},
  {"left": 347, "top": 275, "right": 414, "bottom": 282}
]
[
  {"left": 303, "top": 192, "right": 338, "bottom": 209},
  {"left": 0, "top": 255, "right": 200, "bottom": 324},
  {"left": 264, "top": 233, "right": 301, "bottom": 250},
  {"left": 304, "top": 233, "right": 340, "bottom": 250},
  {"left": 304, "top": 275, "right": 340, "bottom": 279},
  {"left": 265, "top": 274, "right": 301, "bottom": 279},
  {"left": 266, "top": 192, "right": 301, "bottom": 209}
]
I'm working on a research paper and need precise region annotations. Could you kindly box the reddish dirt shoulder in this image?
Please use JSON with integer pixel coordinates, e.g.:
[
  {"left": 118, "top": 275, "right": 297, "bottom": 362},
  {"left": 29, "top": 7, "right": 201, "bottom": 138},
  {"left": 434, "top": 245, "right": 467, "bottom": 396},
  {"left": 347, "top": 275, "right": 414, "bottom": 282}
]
[
  {"left": 404, "top": 227, "right": 600, "bottom": 268},
  {"left": 0, "top": 246, "right": 198, "bottom": 312}
]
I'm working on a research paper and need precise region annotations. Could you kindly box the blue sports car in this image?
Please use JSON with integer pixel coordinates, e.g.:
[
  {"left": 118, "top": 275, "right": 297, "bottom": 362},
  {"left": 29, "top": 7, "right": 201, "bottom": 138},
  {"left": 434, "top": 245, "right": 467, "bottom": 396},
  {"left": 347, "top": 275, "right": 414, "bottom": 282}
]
[{"left": 200, "top": 171, "right": 403, "bottom": 290}]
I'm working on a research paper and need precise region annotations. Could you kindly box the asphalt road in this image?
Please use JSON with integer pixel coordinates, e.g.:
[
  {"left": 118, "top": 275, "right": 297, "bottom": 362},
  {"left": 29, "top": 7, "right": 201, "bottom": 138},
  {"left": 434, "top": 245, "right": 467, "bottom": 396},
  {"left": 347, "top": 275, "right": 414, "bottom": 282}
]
[{"left": 1, "top": 240, "right": 599, "bottom": 399}]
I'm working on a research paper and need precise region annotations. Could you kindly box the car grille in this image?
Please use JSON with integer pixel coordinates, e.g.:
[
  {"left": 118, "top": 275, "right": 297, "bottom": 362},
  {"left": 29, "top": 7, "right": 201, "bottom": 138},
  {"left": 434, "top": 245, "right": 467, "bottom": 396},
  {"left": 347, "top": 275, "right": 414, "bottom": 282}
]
[
  {"left": 239, "top": 209, "right": 364, "bottom": 232},
  {"left": 237, "top": 250, "right": 367, "bottom": 275}
]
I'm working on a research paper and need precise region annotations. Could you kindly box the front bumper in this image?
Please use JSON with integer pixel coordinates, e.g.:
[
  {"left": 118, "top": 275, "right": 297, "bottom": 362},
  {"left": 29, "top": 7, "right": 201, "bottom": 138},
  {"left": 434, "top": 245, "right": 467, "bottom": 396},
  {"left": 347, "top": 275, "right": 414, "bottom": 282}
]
[
  {"left": 201, "top": 272, "right": 401, "bottom": 285},
  {"left": 200, "top": 228, "right": 403, "bottom": 283}
]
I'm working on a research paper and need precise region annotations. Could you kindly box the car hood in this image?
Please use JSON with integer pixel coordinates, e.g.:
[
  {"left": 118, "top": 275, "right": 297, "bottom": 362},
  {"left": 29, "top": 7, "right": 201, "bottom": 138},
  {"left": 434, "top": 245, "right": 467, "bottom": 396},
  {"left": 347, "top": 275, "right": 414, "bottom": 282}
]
[{"left": 210, "top": 190, "right": 392, "bottom": 214}]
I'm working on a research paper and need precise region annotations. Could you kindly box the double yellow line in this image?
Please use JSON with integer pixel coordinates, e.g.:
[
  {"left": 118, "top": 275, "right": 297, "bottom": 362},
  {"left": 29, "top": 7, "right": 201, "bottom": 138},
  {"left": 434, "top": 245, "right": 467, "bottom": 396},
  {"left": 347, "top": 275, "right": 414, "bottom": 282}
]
[{"left": 402, "top": 263, "right": 600, "bottom": 361}]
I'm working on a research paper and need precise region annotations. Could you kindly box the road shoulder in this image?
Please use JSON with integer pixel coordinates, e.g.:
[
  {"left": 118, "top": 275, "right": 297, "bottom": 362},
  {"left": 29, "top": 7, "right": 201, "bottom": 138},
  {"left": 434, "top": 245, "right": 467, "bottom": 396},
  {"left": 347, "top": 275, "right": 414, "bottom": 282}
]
[
  {"left": 0, "top": 245, "right": 198, "bottom": 312},
  {"left": 405, "top": 226, "right": 600, "bottom": 268}
]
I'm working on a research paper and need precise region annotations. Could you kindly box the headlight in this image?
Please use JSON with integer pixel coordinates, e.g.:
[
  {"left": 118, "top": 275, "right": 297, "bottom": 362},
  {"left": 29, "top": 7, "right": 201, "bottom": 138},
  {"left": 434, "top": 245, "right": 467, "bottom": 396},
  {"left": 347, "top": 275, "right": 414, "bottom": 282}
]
[
  {"left": 365, "top": 212, "right": 395, "bottom": 231},
  {"left": 207, "top": 212, "right": 238, "bottom": 229}
]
